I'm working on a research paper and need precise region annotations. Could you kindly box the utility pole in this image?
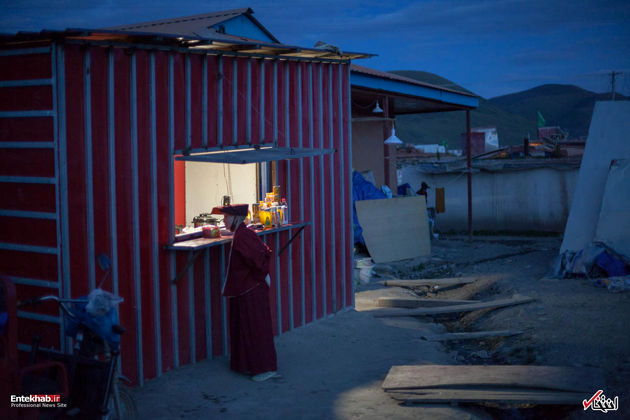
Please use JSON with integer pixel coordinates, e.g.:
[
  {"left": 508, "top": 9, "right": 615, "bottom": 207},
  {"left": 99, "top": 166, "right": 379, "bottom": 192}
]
[
  {"left": 610, "top": 71, "right": 622, "bottom": 100},
  {"left": 466, "top": 110, "right": 472, "bottom": 242}
]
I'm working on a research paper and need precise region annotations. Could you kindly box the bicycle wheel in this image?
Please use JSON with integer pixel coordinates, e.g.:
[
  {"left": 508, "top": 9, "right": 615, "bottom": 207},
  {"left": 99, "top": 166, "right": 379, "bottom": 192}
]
[{"left": 105, "top": 382, "right": 138, "bottom": 420}]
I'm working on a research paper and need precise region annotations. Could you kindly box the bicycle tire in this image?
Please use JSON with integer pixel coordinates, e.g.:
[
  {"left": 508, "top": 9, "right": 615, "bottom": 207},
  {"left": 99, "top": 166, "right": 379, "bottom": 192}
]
[{"left": 105, "top": 383, "right": 138, "bottom": 420}]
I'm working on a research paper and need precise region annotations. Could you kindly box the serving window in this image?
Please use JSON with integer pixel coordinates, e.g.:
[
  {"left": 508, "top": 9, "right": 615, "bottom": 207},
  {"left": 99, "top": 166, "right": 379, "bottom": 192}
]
[
  {"left": 170, "top": 146, "right": 333, "bottom": 245},
  {"left": 174, "top": 159, "right": 276, "bottom": 232}
]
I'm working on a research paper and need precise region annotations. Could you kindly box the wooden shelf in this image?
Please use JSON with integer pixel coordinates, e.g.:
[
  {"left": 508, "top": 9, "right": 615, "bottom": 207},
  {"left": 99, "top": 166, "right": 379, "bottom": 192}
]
[{"left": 165, "top": 222, "right": 310, "bottom": 252}]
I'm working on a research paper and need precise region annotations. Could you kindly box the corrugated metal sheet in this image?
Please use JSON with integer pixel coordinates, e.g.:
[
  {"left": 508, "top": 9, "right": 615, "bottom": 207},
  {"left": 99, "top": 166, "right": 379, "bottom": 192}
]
[
  {"left": 351, "top": 64, "right": 477, "bottom": 98},
  {"left": 0, "top": 29, "right": 371, "bottom": 61},
  {"left": 175, "top": 147, "right": 335, "bottom": 164},
  {"left": 406, "top": 158, "right": 582, "bottom": 173},
  {"left": 350, "top": 65, "right": 478, "bottom": 115},
  {"left": 105, "top": 8, "right": 280, "bottom": 44}
]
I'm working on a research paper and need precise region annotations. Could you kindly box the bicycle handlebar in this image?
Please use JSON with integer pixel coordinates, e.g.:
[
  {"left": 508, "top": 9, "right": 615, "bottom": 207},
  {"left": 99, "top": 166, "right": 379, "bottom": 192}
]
[{"left": 18, "top": 295, "right": 88, "bottom": 319}]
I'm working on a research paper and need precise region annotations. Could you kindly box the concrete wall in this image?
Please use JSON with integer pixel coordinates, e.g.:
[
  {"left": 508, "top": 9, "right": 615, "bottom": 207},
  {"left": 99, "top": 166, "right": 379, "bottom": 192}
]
[
  {"left": 352, "top": 119, "right": 397, "bottom": 192},
  {"left": 400, "top": 165, "right": 579, "bottom": 232},
  {"left": 561, "top": 101, "right": 630, "bottom": 253},
  {"left": 352, "top": 120, "right": 384, "bottom": 185}
]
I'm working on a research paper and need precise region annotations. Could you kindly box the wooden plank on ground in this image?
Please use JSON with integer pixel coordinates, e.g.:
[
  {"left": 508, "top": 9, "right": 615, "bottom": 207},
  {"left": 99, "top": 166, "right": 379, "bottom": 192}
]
[
  {"left": 381, "top": 276, "right": 478, "bottom": 288},
  {"left": 421, "top": 330, "right": 524, "bottom": 341},
  {"left": 355, "top": 196, "right": 430, "bottom": 263},
  {"left": 382, "top": 365, "right": 604, "bottom": 393},
  {"left": 373, "top": 296, "right": 534, "bottom": 318},
  {"left": 377, "top": 297, "right": 479, "bottom": 309},
  {"left": 387, "top": 389, "right": 587, "bottom": 405},
  {"left": 435, "top": 274, "right": 502, "bottom": 301}
]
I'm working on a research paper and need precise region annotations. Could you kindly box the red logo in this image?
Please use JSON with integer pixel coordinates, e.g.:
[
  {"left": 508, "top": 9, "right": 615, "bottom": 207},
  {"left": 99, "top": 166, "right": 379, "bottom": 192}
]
[
  {"left": 583, "top": 390, "right": 619, "bottom": 413},
  {"left": 583, "top": 390, "right": 603, "bottom": 410}
]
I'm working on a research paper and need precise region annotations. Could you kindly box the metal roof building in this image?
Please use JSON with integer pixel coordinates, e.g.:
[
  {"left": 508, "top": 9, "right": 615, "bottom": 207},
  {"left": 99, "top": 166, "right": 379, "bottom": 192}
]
[
  {"left": 350, "top": 64, "right": 478, "bottom": 194},
  {"left": 0, "top": 10, "right": 368, "bottom": 386}
]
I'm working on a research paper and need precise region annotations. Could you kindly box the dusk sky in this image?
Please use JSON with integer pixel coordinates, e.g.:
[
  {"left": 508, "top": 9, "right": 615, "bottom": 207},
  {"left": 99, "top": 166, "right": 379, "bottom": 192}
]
[{"left": 1, "top": 0, "right": 629, "bottom": 98}]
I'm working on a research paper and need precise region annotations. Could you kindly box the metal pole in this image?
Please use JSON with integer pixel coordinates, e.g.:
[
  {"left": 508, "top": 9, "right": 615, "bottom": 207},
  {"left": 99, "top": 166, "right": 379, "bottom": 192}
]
[
  {"left": 383, "top": 96, "right": 390, "bottom": 187},
  {"left": 610, "top": 70, "right": 621, "bottom": 101},
  {"left": 466, "top": 110, "right": 472, "bottom": 241}
]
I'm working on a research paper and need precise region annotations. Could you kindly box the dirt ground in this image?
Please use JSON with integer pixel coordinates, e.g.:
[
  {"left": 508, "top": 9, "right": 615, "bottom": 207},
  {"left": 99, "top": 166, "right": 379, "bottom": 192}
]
[
  {"left": 361, "top": 235, "right": 630, "bottom": 419},
  {"left": 131, "top": 235, "right": 630, "bottom": 419}
]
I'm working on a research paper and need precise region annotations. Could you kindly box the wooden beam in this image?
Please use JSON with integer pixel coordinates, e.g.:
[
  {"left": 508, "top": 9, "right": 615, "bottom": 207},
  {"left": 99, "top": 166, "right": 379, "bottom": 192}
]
[
  {"left": 377, "top": 297, "right": 479, "bottom": 309},
  {"left": 420, "top": 330, "right": 524, "bottom": 341},
  {"left": 388, "top": 389, "right": 587, "bottom": 405},
  {"left": 372, "top": 296, "right": 534, "bottom": 317},
  {"left": 380, "top": 276, "right": 478, "bottom": 288},
  {"left": 382, "top": 365, "right": 604, "bottom": 393}
]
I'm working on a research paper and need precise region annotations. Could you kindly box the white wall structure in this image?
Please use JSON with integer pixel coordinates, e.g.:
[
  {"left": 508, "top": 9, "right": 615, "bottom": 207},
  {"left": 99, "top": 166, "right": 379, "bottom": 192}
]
[
  {"left": 560, "top": 101, "right": 630, "bottom": 253},
  {"left": 185, "top": 162, "right": 257, "bottom": 224},
  {"left": 400, "top": 164, "right": 579, "bottom": 232},
  {"left": 415, "top": 144, "right": 446, "bottom": 154},
  {"left": 472, "top": 127, "right": 499, "bottom": 151},
  {"left": 594, "top": 159, "right": 630, "bottom": 259}
]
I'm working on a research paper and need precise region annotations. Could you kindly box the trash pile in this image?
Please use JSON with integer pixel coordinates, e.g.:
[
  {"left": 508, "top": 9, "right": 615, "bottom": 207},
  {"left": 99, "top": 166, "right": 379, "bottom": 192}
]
[{"left": 555, "top": 244, "right": 629, "bottom": 282}]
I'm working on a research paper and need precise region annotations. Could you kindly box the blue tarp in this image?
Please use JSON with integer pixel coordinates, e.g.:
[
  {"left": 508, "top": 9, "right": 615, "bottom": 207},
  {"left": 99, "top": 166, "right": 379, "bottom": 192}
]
[
  {"left": 397, "top": 183, "right": 412, "bottom": 196},
  {"left": 352, "top": 170, "right": 386, "bottom": 245},
  {"left": 596, "top": 251, "right": 629, "bottom": 277}
]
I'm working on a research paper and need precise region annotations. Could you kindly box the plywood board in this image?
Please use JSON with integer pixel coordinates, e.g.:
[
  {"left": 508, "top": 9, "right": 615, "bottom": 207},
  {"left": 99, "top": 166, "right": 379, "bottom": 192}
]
[
  {"left": 561, "top": 101, "right": 630, "bottom": 253},
  {"left": 355, "top": 196, "right": 430, "bottom": 263},
  {"left": 382, "top": 365, "right": 604, "bottom": 393},
  {"left": 381, "top": 277, "right": 477, "bottom": 288},
  {"left": 594, "top": 159, "right": 630, "bottom": 260},
  {"left": 387, "top": 389, "right": 586, "bottom": 405},
  {"left": 373, "top": 296, "right": 534, "bottom": 317}
]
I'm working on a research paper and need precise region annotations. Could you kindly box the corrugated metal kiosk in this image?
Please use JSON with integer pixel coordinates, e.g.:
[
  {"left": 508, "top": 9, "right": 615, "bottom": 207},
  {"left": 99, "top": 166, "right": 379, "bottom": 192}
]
[{"left": 0, "top": 29, "right": 369, "bottom": 385}]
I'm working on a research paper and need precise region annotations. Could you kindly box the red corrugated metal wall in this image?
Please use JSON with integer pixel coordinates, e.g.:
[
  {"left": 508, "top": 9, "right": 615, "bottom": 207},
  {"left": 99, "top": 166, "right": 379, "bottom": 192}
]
[{"left": 0, "top": 41, "right": 354, "bottom": 386}]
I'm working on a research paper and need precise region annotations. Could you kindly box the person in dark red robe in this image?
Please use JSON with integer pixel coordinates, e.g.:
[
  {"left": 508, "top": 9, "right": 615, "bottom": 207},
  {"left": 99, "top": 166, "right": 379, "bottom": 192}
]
[
  {"left": 211, "top": 204, "right": 278, "bottom": 382},
  {"left": 416, "top": 181, "right": 430, "bottom": 200}
]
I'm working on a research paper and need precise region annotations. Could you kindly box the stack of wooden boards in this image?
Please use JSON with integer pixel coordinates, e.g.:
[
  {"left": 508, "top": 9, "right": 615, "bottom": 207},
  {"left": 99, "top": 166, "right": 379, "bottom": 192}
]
[{"left": 383, "top": 365, "right": 604, "bottom": 405}]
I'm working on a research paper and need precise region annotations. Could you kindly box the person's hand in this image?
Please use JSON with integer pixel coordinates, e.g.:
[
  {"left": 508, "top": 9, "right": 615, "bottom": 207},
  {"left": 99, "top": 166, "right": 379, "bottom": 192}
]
[{"left": 265, "top": 274, "right": 271, "bottom": 287}]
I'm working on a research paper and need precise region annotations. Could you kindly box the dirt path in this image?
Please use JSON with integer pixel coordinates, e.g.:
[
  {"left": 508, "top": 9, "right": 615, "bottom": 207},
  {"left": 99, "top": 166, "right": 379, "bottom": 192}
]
[{"left": 131, "top": 306, "right": 487, "bottom": 420}]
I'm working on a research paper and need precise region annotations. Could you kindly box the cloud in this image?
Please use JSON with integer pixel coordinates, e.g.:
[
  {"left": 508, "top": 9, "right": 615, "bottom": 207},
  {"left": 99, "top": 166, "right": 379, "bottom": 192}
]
[{"left": 1, "top": 0, "right": 628, "bottom": 97}]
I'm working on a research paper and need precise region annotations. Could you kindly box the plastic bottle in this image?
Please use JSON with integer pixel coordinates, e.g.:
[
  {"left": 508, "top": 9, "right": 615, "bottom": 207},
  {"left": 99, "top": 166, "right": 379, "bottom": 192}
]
[{"left": 281, "top": 198, "right": 288, "bottom": 224}]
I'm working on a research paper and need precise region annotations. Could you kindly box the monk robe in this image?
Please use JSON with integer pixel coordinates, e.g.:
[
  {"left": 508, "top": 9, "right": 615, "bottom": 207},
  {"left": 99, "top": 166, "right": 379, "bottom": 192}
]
[{"left": 224, "top": 223, "right": 277, "bottom": 375}]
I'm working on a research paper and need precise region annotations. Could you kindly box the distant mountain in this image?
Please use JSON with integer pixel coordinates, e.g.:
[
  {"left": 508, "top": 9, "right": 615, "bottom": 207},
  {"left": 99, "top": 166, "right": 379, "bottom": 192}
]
[
  {"left": 488, "top": 84, "right": 626, "bottom": 140},
  {"left": 390, "top": 71, "right": 626, "bottom": 148},
  {"left": 390, "top": 71, "right": 538, "bottom": 147}
]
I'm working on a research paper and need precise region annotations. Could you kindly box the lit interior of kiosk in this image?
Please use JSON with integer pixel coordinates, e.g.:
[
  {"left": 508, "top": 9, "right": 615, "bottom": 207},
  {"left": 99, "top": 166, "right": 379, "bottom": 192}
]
[
  {"left": 176, "top": 160, "right": 260, "bottom": 232},
  {"left": 171, "top": 146, "right": 330, "bottom": 245}
]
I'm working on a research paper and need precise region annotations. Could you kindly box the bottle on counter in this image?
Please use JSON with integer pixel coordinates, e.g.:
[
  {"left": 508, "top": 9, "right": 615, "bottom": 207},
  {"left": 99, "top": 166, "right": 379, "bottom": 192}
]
[
  {"left": 251, "top": 203, "right": 260, "bottom": 224},
  {"left": 281, "top": 198, "right": 288, "bottom": 224},
  {"left": 271, "top": 207, "right": 278, "bottom": 227},
  {"left": 273, "top": 185, "right": 281, "bottom": 203}
]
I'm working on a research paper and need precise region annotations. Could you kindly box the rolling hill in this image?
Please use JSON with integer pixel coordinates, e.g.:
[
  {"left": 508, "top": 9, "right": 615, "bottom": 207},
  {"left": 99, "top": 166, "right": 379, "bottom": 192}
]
[
  {"left": 488, "top": 84, "right": 626, "bottom": 140},
  {"left": 390, "top": 71, "right": 625, "bottom": 148}
]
